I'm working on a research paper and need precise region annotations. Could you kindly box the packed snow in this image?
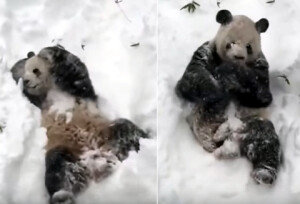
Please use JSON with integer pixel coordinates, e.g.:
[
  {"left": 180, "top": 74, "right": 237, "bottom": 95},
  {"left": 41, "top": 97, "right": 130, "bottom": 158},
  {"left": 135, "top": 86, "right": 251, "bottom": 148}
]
[
  {"left": 158, "top": 0, "right": 300, "bottom": 203},
  {"left": 0, "top": 0, "right": 157, "bottom": 204}
]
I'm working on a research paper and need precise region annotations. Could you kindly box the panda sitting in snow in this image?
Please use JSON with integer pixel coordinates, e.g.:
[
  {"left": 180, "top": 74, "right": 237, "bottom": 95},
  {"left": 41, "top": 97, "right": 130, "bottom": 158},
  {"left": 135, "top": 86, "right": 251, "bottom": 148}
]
[
  {"left": 11, "top": 45, "right": 147, "bottom": 204},
  {"left": 176, "top": 10, "right": 282, "bottom": 185}
]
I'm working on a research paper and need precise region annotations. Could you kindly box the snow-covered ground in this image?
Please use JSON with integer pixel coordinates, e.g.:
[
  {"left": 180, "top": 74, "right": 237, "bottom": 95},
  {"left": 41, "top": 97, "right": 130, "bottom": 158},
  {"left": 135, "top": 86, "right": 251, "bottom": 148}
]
[
  {"left": 2, "top": 0, "right": 300, "bottom": 203},
  {"left": 158, "top": 0, "right": 300, "bottom": 203},
  {"left": 0, "top": 0, "right": 157, "bottom": 204}
]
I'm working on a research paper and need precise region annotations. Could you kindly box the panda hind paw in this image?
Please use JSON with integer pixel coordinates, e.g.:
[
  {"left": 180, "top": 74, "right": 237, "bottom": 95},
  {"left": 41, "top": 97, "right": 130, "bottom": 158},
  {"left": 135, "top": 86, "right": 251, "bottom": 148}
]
[
  {"left": 251, "top": 168, "right": 276, "bottom": 185},
  {"left": 50, "top": 190, "right": 74, "bottom": 204}
]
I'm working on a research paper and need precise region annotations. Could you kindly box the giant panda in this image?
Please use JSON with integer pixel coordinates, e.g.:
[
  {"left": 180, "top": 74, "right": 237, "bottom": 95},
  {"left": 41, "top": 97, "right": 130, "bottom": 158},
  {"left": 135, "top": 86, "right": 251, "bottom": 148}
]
[
  {"left": 11, "top": 45, "right": 148, "bottom": 204},
  {"left": 176, "top": 10, "right": 281, "bottom": 185}
]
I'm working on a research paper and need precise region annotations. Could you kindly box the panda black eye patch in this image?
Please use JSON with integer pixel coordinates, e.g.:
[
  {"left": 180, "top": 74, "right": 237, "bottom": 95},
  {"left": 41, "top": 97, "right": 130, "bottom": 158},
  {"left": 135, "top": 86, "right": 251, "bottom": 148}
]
[
  {"left": 246, "top": 44, "right": 253, "bottom": 54},
  {"left": 33, "top": 68, "right": 41, "bottom": 76},
  {"left": 226, "top": 43, "right": 231, "bottom": 49}
]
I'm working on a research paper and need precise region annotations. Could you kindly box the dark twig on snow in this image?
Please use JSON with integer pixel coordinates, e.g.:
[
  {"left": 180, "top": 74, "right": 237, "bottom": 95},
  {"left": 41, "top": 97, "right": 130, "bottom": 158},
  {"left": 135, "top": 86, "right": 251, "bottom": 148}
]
[
  {"left": 180, "top": 1, "right": 200, "bottom": 13},
  {"left": 0, "top": 124, "right": 5, "bottom": 133},
  {"left": 266, "top": 0, "right": 275, "bottom": 4},
  {"left": 130, "top": 43, "right": 140, "bottom": 47},
  {"left": 276, "top": 75, "right": 290, "bottom": 85},
  {"left": 51, "top": 38, "right": 62, "bottom": 44}
]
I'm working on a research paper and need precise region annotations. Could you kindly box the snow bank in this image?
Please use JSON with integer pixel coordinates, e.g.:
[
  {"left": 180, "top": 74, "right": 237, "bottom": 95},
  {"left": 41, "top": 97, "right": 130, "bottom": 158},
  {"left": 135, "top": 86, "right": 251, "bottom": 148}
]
[
  {"left": 158, "top": 0, "right": 300, "bottom": 203},
  {"left": 0, "top": 0, "right": 157, "bottom": 203}
]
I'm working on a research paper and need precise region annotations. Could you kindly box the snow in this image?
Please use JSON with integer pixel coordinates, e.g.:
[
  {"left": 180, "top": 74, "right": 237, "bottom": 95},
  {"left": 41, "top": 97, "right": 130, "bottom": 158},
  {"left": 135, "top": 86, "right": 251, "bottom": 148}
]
[
  {"left": 0, "top": 0, "right": 157, "bottom": 204},
  {"left": 158, "top": 0, "right": 300, "bottom": 203}
]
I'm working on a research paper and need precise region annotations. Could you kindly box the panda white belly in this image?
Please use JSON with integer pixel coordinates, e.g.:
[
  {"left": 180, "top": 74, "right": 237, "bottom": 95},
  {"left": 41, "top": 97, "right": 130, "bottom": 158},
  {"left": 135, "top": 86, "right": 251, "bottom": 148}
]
[
  {"left": 43, "top": 84, "right": 100, "bottom": 122},
  {"left": 45, "top": 86, "right": 76, "bottom": 122},
  {"left": 213, "top": 102, "right": 269, "bottom": 159}
]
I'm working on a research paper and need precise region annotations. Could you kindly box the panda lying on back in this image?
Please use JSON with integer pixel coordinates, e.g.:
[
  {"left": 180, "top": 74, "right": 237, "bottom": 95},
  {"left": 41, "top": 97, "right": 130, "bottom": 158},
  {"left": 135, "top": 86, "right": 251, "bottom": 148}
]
[
  {"left": 176, "top": 10, "right": 281, "bottom": 185},
  {"left": 11, "top": 45, "right": 147, "bottom": 204}
]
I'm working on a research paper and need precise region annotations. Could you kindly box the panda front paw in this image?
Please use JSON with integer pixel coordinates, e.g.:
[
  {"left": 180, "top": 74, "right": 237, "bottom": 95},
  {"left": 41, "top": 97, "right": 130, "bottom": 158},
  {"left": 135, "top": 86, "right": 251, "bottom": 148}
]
[
  {"left": 254, "top": 58, "right": 269, "bottom": 69},
  {"left": 214, "top": 63, "right": 242, "bottom": 92}
]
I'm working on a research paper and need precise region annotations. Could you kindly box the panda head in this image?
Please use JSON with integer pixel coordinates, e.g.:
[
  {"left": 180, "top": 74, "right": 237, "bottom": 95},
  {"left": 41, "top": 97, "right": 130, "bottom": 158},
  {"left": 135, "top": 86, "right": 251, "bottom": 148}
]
[
  {"left": 23, "top": 52, "right": 52, "bottom": 96},
  {"left": 214, "top": 10, "right": 269, "bottom": 66}
]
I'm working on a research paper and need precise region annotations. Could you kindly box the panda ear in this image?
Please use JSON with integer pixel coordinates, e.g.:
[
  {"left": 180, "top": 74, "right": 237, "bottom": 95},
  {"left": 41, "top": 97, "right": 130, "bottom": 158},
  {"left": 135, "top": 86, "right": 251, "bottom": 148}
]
[
  {"left": 216, "top": 10, "right": 233, "bottom": 25},
  {"left": 255, "top": 18, "right": 269, "bottom": 33},
  {"left": 27, "top": 52, "right": 35, "bottom": 58}
]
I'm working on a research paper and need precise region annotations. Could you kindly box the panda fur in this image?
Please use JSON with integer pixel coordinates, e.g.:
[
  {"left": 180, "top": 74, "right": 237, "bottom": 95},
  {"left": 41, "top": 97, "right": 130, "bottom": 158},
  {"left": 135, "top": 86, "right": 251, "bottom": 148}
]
[
  {"left": 11, "top": 46, "right": 148, "bottom": 204},
  {"left": 11, "top": 46, "right": 97, "bottom": 108},
  {"left": 176, "top": 10, "right": 281, "bottom": 185}
]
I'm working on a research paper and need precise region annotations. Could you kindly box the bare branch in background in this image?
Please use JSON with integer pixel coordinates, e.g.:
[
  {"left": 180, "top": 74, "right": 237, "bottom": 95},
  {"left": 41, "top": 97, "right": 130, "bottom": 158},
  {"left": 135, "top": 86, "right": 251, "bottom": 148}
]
[{"left": 114, "top": 0, "right": 131, "bottom": 22}]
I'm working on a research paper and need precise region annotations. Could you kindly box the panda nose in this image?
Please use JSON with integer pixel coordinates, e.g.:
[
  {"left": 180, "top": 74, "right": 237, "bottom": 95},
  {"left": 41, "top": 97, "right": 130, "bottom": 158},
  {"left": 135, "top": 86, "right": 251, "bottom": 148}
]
[
  {"left": 234, "top": 55, "right": 245, "bottom": 60},
  {"left": 24, "top": 79, "right": 30, "bottom": 85}
]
